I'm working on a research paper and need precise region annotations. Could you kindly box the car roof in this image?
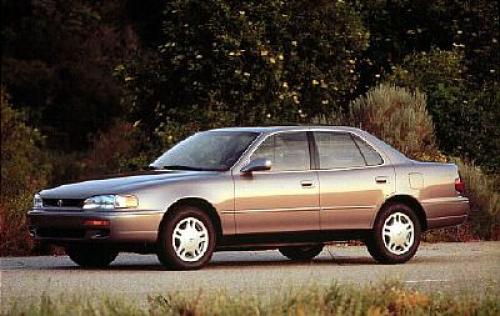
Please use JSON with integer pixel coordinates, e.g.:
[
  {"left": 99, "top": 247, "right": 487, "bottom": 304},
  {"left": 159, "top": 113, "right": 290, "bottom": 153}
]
[{"left": 210, "top": 125, "right": 363, "bottom": 133}]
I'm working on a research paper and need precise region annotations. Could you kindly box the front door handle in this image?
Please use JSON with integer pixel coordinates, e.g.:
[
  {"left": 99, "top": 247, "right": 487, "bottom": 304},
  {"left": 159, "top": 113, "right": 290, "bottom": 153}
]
[
  {"left": 300, "top": 180, "right": 314, "bottom": 188},
  {"left": 375, "top": 176, "right": 388, "bottom": 184}
]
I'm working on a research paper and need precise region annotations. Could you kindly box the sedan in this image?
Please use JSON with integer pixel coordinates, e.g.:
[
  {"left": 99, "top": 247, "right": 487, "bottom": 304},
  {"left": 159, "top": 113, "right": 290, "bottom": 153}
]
[{"left": 28, "top": 126, "right": 470, "bottom": 270}]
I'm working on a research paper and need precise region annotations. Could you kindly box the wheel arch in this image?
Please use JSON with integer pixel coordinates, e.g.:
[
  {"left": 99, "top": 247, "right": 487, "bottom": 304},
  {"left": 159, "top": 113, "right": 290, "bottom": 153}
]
[
  {"left": 376, "top": 195, "right": 428, "bottom": 231},
  {"left": 158, "top": 197, "right": 223, "bottom": 240}
]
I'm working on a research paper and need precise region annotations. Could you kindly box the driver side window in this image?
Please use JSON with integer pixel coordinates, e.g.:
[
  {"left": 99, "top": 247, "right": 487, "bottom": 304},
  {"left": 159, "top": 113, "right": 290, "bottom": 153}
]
[{"left": 251, "top": 132, "right": 310, "bottom": 171}]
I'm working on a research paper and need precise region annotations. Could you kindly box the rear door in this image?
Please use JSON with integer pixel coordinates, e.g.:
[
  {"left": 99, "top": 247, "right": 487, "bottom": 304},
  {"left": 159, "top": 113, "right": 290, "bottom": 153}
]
[
  {"left": 233, "top": 131, "right": 320, "bottom": 234},
  {"left": 312, "top": 131, "right": 395, "bottom": 230}
]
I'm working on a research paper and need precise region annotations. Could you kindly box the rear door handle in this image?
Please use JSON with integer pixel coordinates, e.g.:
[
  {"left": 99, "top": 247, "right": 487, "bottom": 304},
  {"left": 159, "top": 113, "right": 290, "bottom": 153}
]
[
  {"left": 375, "top": 176, "right": 388, "bottom": 184},
  {"left": 300, "top": 180, "right": 314, "bottom": 188}
]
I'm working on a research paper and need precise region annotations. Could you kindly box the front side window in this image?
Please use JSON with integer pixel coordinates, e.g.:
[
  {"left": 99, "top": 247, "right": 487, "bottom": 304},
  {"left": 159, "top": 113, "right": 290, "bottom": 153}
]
[
  {"left": 151, "top": 131, "right": 259, "bottom": 171},
  {"left": 314, "top": 132, "right": 366, "bottom": 169},
  {"left": 251, "top": 132, "right": 310, "bottom": 171}
]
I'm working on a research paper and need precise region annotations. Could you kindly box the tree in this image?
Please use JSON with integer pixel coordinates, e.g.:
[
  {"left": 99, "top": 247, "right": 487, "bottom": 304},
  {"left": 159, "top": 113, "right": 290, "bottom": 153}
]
[
  {"left": 118, "top": 0, "right": 369, "bottom": 144},
  {"left": 1, "top": 0, "right": 139, "bottom": 150},
  {"left": 387, "top": 50, "right": 499, "bottom": 172}
]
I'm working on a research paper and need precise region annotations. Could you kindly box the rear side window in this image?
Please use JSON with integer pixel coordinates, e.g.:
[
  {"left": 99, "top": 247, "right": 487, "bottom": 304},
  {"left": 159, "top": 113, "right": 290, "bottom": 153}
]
[
  {"left": 313, "top": 132, "right": 365, "bottom": 169},
  {"left": 251, "top": 132, "right": 310, "bottom": 171},
  {"left": 352, "top": 136, "right": 384, "bottom": 166}
]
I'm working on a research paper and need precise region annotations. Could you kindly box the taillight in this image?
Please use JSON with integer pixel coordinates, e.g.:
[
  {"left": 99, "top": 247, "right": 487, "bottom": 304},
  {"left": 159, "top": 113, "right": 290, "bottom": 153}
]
[{"left": 455, "top": 177, "right": 465, "bottom": 195}]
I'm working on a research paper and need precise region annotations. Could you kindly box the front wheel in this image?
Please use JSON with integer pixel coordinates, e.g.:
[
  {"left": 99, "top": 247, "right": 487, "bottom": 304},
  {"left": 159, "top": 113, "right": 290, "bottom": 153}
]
[
  {"left": 365, "top": 203, "right": 421, "bottom": 264},
  {"left": 279, "top": 244, "right": 324, "bottom": 261},
  {"left": 66, "top": 245, "right": 118, "bottom": 268},
  {"left": 157, "top": 206, "right": 216, "bottom": 270}
]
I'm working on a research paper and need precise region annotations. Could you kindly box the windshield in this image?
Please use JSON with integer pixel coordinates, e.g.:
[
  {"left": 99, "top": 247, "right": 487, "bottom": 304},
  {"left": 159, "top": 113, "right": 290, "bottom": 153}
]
[{"left": 150, "top": 131, "right": 259, "bottom": 171}]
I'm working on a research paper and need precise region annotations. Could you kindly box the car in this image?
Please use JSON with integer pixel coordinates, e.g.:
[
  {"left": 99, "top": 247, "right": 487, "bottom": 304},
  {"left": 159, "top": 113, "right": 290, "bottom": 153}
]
[{"left": 28, "top": 126, "right": 470, "bottom": 270}]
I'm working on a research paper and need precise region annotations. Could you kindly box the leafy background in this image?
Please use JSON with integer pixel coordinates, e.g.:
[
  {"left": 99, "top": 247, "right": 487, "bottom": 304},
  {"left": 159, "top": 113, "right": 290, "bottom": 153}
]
[{"left": 1, "top": 0, "right": 498, "bottom": 255}]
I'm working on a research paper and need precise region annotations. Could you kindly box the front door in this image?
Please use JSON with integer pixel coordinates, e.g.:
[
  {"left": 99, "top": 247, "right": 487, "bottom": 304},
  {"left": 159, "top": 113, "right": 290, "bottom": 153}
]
[{"left": 233, "top": 131, "right": 320, "bottom": 234}]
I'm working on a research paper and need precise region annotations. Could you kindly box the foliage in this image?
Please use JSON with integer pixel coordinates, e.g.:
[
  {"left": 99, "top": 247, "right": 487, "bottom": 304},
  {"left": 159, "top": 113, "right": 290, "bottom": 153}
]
[
  {"left": 386, "top": 49, "right": 500, "bottom": 172},
  {"left": 118, "top": 0, "right": 369, "bottom": 144},
  {"left": 0, "top": 88, "right": 51, "bottom": 256},
  {"left": 80, "top": 122, "right": 152, "bottom": 178},
  {"left": 4, "top": 281, "right": 500, "bottom": 315},
  {"left": 455, "top": 160, "right": 500, "bottom": 240},
  {"left": 1, "top": 0, "right": 139, "bottom": 150},
  {"left": 343, "top": 84, "right": 440, "bottom": 160},
  {"left": 350, "top": 0, "right": 499, "bottom": 90}
]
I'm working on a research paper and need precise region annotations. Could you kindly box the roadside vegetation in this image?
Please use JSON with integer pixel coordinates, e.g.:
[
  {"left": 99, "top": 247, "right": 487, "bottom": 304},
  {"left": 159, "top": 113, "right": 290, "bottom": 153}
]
[
  {"left": 1, "top": 0, "right": 498, "bottom": 255},
  {"left": 3, "top": 281, "right": 499, "bottom": 316}
]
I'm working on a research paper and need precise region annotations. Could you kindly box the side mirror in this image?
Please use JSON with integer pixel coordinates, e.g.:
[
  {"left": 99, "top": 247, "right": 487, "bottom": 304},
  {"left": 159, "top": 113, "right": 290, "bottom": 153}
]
[{"left": 240, "top": 158, "right": 272, "bottom": 174}]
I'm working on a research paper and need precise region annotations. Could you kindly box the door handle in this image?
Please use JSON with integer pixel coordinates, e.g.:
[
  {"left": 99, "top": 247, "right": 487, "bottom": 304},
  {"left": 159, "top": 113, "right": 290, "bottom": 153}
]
[
  {"left": 375, "top": 176, "right": 388, "bottom": 184},
  {"left": 300, "top": 180, "right": 314, "bottom": 188}
]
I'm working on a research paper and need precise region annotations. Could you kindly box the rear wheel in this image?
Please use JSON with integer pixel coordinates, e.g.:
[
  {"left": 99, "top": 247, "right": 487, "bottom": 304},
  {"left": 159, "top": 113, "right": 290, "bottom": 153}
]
[
  {"left": 279, "top": 244, "right": 324, "bottom": 261},
  {"left": 365, "top": 203, "right": 421, "bottom": 264},
  {"left": 157, "top": 206, "right": 216, "bottom": 270},
  {"left": 66, "top": 245, "right": 118, "bottom": 268}
]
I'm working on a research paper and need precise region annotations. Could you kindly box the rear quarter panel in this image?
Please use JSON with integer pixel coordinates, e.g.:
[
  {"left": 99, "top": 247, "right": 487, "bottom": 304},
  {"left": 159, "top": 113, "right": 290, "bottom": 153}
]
[{"left": 393, "top": 161, "right": 469, "bottom": 228}]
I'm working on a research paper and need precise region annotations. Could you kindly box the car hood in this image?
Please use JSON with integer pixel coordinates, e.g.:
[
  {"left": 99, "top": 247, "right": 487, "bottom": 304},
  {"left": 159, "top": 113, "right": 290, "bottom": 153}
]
[{"left": 39, "top": 170, "right": 220, "bottom": 199}]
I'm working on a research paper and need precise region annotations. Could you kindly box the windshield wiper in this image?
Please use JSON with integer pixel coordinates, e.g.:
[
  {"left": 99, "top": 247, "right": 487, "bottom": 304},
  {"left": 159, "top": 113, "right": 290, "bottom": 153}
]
[{"left": 161, "top": 165, "right": 212, "bottom": 171}]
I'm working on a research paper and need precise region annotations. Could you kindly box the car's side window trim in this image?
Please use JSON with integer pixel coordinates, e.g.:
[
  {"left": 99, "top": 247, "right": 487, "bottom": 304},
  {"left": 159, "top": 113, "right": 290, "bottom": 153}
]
[
  {"left": 306, "top": 131, "right": 319, "bottom": 170},
  {"left": 233, "top": 128, "right": 387, "bottom": 173},
  {"left": 349, "top": 132, "right": 369, "bottom": 166}
]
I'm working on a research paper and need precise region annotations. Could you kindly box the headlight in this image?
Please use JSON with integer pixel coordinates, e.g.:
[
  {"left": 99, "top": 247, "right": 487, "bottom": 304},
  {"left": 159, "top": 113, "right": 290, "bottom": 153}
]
[
  {"left": 83, "top": 195, "right": 139, "bottom": 210},
  {"left": 33, "top": 194, "right": 43, "bottom": 208}
]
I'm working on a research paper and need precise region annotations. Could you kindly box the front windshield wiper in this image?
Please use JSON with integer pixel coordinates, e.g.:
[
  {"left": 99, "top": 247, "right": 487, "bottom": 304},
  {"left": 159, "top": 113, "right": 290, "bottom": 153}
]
[{"left": 161, "top": 165, "right": 219, "bottom": 171}]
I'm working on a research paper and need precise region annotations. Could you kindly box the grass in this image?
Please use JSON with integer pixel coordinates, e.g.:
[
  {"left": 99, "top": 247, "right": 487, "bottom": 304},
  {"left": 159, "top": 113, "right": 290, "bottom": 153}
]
[{"left": 3, "top": 281, "right": 499, "bottom": 316}]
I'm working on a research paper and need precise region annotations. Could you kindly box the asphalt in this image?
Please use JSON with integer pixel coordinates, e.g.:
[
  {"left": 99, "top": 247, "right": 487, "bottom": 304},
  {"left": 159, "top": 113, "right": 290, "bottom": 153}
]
[{"left": 1, "top": 242, "right": 499, "bottom": 308}]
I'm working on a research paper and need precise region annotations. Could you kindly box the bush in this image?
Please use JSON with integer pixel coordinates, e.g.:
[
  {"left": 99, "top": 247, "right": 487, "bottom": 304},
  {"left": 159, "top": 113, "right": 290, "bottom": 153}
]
[
  {"left": 0, "top": 88, "right": 51, "bottom": 256},
  {"left": 80, "top": 121, "right": 152, "bottom": 178},
  {"left": 345, "top": 84, "right": 441, "bottom": 160},
  {"left": 455, "top": 160, "right": 500, "bottom": 240}
]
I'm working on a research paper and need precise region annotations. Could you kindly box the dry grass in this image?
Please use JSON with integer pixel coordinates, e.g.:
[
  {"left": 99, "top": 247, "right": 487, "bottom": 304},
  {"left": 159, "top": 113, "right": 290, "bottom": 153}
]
[{"left": 3, "top": 281, "right": 499, "bottom": 316}]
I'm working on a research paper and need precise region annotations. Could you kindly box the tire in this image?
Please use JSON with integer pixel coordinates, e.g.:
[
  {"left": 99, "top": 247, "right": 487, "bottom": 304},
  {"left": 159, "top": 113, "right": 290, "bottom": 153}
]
[
  {"left": 66, "top": 245, "right": 118, "bottom": 268},
  {"left": 157, "top": 205, "right": 216, "bottom": 270},
  {"left": 279, "top": 244, "right": 324, "bottom": 261},
  {"left": 365, "top": 203, "right": 421, "bottom": 264}
]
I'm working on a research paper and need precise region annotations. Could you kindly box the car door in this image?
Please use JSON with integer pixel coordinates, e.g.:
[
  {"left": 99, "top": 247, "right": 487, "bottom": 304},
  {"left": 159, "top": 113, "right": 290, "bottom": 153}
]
[
  {"left": 312, "top": 131, "right": 395, "bottom": 230},
  {"left": 233, "top": 131, "right": 320, "bottom": 234}
]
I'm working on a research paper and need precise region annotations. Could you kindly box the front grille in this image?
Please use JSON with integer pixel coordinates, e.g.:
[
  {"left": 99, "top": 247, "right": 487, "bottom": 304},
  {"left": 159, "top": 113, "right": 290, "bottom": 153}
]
[
  {"left": 43, "top": 199, "right": 84, "bottom": 208},
  {"left": 36, "top": 228, "right": 86, "bottom": 239}
]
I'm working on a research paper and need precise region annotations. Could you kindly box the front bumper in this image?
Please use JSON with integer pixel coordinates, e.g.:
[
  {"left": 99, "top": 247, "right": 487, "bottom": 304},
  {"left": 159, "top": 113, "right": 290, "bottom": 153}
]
[{"left": 27, "top": 209, "right": 164, "bottom": 243}]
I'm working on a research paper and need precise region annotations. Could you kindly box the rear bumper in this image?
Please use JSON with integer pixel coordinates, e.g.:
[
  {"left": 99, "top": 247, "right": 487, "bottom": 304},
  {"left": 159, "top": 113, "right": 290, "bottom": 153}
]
[
  {"left": 423, "top": 197, "right": 470, "bottom": 230},
  {"left": 27, "top": 209, "right": 163, "bottom": 244}
]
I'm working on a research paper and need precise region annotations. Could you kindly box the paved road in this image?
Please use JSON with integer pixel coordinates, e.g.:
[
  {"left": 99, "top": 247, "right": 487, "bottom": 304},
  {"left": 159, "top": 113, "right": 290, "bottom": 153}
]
[{"left": 1, "top": 242, "right": 499, "bottom": 307}]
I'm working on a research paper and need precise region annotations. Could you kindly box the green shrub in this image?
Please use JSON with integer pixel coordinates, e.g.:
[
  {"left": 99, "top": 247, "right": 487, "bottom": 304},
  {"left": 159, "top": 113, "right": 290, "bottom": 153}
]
[
  {"left": 344, "top": 84, "right": 441, "bottom": 160},
  {"left": 386, "top": 49, "right": 499, "bottom": 173},
  {"left": 0, "top": 88, "right": 51, "bottom": 256}
]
